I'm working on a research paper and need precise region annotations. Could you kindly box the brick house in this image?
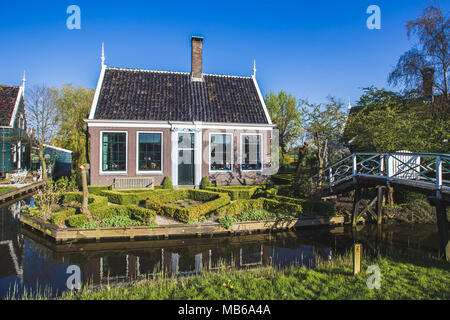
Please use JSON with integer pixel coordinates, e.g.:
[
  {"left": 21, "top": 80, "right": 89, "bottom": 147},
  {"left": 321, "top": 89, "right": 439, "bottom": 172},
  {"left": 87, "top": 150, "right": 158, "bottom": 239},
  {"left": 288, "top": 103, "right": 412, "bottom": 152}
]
[{"left": 86, "top": 37, "right": 275, "bottom": 187}]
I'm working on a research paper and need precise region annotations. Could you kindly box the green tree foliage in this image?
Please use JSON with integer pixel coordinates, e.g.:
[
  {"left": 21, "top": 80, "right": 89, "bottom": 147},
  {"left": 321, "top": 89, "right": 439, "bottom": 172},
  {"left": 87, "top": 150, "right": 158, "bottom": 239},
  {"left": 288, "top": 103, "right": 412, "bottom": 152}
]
[
  {"left": 52, "top": 84, "right": 94, "bottom": 184},
  {"left": 344, "top": 87, "right": 449, "bottom": 153},
  {"left": 264, "top": 90, "right": 302, "bottom": 157},
  {"left": 301, "top": 97, "right": 346, "bottom": 187}
]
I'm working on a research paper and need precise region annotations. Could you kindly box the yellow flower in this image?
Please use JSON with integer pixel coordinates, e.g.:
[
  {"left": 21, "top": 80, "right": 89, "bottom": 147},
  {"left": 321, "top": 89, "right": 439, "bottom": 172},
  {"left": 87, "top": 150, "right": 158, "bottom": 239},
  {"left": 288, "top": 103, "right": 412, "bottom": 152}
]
[
  {"left": 230, "top": 285, "right": 234, "bottom": 289},
  {"left": 222, "top": 283, "right": 226, "bottom": 287}
]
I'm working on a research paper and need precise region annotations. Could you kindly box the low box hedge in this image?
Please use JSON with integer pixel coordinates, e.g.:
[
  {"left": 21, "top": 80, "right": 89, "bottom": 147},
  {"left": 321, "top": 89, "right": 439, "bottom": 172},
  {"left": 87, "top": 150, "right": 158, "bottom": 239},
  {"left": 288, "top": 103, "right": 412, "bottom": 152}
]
[
  {"left": 49, "top": 208, "right": 77, "bottom": 226},
  {"left": 203, "top": 186, "right": 259, "bottom": 200},
  {"left": 146, "top": 189, "right": 230, "bottom": 223},
  {"left": 88, "top": 185, "right": 112, "bottom": 195},
  {"left": 99, "top": 189, "right": 170, "bottom": 205},
  {"left": 68, "top": 214, "right": 88, "bottom": 228},
  {"left": 217, "top": 198, "right": 302, "bottom": 217}
]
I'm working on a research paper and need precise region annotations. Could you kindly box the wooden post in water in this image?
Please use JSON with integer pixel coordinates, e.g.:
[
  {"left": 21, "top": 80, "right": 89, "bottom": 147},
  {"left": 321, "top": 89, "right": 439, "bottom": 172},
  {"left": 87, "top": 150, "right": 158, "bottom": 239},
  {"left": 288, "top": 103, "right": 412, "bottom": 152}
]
[
  {"left": 428, "top": 196, "right": 449, "bottom": 261},
  {"left": 352, "top": 188, "right": 362, "bottom": 226},
  {"left": 353, "top": 243, "right": 362, "bottom": 275},
  {"left": 376, "top": 186, "right": 383, "bottom": 225}
]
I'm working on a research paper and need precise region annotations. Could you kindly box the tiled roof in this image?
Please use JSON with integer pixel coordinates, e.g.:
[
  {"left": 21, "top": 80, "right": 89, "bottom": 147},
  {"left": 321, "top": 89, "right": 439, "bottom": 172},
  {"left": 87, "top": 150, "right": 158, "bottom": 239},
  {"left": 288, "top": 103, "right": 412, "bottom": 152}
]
[
  {"left": 93, "top": 67, "right": 270, "bottom": 124},
  {"left": 0, "top": 85, "right": 19, "bottom": 126}
]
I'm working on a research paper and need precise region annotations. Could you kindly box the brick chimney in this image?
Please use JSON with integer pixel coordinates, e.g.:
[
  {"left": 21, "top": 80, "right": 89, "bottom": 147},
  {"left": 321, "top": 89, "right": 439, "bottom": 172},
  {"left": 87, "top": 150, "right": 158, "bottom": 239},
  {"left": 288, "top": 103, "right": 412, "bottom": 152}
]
[
  {"left": 422, "top": 67, "right": 434, "bottom": 101},
  {"left": 191, "top": 36, "right": 203, "bottom": 80}
]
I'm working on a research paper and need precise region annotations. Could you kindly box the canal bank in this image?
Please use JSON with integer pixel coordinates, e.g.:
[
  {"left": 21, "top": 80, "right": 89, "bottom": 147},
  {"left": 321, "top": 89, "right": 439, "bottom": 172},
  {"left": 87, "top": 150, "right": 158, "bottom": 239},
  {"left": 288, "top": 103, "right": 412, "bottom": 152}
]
[{"left": 1, "top": 196, "right": 448, "bottom": 299}]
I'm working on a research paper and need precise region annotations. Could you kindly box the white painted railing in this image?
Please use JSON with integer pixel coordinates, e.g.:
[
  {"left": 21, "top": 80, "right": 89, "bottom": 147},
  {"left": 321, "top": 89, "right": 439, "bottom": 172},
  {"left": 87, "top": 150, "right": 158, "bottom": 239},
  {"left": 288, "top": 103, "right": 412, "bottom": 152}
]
[{"left": 312, "top": 152, "right": 450, "bottom": 198}]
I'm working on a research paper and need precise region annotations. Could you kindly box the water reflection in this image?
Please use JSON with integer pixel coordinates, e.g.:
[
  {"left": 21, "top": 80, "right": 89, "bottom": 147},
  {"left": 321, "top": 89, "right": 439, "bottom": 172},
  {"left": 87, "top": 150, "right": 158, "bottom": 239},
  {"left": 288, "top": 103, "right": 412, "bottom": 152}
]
[{"left": 0, "top": 198, "right": 443, "bottom": 298}]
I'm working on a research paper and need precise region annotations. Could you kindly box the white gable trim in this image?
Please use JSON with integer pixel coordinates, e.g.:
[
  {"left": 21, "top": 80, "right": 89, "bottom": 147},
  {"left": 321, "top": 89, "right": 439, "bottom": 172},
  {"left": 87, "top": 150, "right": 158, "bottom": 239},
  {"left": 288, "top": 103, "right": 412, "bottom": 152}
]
[
  {"left": 85, "top": 119, "right": 275, "bottom": 130},
  {"left": 252, "top": 75, "right": 272, "bottom": 125},
  {"left": 43, "top": 144, "right": 73, "bottom": 154},
  {"left": 9, "top": 85, "right": 24, "bottom": 127},
  {"left": 88, "top": 64, "right": 107, "bottom": 120}
]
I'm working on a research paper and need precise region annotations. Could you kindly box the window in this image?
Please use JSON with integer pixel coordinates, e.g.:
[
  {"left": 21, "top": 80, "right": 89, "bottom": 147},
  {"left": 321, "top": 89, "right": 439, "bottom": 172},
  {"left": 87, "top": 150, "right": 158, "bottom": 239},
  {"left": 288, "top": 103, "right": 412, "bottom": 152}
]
[
  {"left": 101, "top": 132, "right": 127, "bottom": 172},
  {"left": 241, "top": 134, "right": 262, "bottom": 171},
  {"left": 138, "top": 132, "right": 162, "bottom": 172},
  {"left": 210, "top": 134, "right": 232, "bottom": 171}
]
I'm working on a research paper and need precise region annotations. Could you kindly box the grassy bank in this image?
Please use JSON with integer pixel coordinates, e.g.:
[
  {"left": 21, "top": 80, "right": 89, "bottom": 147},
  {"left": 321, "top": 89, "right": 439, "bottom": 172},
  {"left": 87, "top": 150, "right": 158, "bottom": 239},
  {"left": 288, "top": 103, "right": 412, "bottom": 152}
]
[{"left": 54, "top": 252, "right": 450, "bottom": 300}]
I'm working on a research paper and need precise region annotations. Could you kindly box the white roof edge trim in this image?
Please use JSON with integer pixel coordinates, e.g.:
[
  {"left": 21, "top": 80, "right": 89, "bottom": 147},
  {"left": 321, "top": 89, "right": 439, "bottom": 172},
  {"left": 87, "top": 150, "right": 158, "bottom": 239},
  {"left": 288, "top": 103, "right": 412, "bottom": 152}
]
[
  {"left": 9, "top": 85, "right": 24, "bottom": 127},
  {"left": 252, "top": 75, "right": 272, "bottom": 125},
  {"left": 43, "top": 144, "right": 73, "bottom": 153},
  {"left": 85, "top": 119, "right": 275, "bottom": 128},
  {"left": 88, "top": 64, "right": 107, "bottom": 120}
]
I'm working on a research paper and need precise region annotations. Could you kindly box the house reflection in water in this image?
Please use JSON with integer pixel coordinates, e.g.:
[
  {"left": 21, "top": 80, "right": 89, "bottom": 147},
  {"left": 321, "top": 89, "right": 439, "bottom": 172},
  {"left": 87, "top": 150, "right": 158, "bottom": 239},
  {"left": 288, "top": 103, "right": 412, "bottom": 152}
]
[{"left": 79, "top": 245, "right": 275, "bottom": 286}]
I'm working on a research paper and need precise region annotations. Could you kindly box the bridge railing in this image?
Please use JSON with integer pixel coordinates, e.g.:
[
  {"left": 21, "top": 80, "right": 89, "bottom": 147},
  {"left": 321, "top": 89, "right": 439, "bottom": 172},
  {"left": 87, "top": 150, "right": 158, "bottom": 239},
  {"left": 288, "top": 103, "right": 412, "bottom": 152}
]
[{"left": 312, "top": 152, "right": 450, "bottom": 196}]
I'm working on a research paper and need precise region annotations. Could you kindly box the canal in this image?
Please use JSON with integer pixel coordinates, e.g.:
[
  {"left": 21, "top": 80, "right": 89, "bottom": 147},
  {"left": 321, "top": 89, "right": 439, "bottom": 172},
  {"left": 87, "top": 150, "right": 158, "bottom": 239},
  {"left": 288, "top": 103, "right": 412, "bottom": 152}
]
[{"left": 0, "top": 198, "right": 444, "bottom": 299}]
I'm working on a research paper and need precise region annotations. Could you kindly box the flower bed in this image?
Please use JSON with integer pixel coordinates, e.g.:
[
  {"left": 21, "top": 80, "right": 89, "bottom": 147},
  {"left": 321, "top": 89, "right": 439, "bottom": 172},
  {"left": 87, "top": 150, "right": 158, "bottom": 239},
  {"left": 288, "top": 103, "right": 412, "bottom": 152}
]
[{"left": 146, "top": 189, "right": 231, "bottom": 223}]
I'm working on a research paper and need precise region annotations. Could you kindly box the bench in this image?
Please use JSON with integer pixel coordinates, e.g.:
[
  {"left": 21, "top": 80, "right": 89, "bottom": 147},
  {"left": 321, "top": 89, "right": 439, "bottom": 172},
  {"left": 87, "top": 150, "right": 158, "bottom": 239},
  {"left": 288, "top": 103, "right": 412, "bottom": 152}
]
[{"left": 113, "top": 177, "right": 154, "bottom": 190}]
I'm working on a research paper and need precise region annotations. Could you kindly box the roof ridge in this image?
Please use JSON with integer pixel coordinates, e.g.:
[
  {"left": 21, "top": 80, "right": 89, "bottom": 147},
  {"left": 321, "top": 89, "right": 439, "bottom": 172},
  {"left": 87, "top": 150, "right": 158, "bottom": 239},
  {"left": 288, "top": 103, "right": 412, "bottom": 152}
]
[
  {"left": 106, "top": 66, "right": 251, "bottom": 79},
  {"left": 0, "top": 84, "right": 20, "bottom": 89}
]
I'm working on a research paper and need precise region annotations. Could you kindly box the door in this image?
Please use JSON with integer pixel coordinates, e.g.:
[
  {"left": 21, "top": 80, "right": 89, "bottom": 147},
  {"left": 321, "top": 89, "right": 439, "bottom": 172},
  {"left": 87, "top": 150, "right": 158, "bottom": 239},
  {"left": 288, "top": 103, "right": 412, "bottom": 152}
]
[{"left": 178, "top": 133, "right": 194, "bottom": 185}]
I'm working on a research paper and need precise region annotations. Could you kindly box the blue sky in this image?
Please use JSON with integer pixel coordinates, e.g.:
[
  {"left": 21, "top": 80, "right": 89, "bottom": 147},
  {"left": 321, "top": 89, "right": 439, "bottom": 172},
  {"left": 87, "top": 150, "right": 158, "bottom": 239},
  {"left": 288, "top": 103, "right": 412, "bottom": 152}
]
[{"left": 0, "top": 0, "right": 447, "bottom": 105}]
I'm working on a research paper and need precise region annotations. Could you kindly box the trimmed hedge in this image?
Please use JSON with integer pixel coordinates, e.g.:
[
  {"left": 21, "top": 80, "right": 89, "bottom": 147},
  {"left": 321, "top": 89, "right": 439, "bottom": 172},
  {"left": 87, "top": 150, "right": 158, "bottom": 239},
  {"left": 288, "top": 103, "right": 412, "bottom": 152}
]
[
  {"left": 68, "top": 214, "right": 88, "bottom": 228},
  {"left": 61, "top": 192, "right": 109, "bottom": 220},
  {"left": 99, "top": 189, "right": 170, "bottom": 205},
  {"left": 217, "top": 198, "right": 302, "bottom": 217},
  {"left": 203, "top": 186, "right": 259, "bottom": 200},
  {"left": 49, "top": 208, "right": 77, "bottom": 226},
  {"left": 146, "top": 189, "right": 230, "bottom": 223},
  {"left": 162, "top": 176, "right": 174, "bottom": 190},
  {"left": 88, "top": 185, "right": 112, "bottom": 195},
  {"left": 200, "top": 176, "right": 213, "bottom": 189}
]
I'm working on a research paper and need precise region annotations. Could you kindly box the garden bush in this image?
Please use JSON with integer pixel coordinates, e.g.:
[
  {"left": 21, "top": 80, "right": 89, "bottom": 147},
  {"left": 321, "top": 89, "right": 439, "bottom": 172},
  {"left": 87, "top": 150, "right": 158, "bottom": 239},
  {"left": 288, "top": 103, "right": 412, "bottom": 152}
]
[
  {"left": 200, "top": 176, "right": 213, "bottom": 189},
  {"left": 88, "top": 185, "right": 112, "bottom": 195},
  {"left": 49, "top": 208, "right": 77, "bottom": 226},
  {"left": 216, "top": 198, "right": 302, "bottom": 217},
  {"left": 146, "top": 189, "right": 230, "bottom": 223},
  {"left": 162, "top": 176, "right": 174, "bottom": 190},
  {"left": 68, "top": 214, "right": 88, "bottom": 228},
  {"left": 99, "top": 189, "right": 169, "bottom": 205},
  {"left": 203, "top": 186, "right": 259, "bottom": 200}
]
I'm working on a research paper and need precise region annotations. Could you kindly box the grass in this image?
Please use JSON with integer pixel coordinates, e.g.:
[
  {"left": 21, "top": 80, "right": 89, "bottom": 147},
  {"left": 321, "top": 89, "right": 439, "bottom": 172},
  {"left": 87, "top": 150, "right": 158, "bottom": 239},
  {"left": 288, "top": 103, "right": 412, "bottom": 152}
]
[
  {"left": 9, "top": 251, "right": 448, "bottom": 300},
  {"left": 0, "top": 186, "right": 16, "bottom": 194}
]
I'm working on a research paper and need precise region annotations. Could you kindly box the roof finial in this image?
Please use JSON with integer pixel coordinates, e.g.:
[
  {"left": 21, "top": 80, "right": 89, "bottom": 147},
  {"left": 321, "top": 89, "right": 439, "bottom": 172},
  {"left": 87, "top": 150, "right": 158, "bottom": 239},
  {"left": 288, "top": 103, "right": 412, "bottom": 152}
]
[
  {"left": 22, "top": 70, "right": 26, "bottom": 88},
  {"left": 101, "top": 43, "right": 105, "bottom": 67},
  {"left": 253, "top": 60, "right": 256, "bottom": 77}
]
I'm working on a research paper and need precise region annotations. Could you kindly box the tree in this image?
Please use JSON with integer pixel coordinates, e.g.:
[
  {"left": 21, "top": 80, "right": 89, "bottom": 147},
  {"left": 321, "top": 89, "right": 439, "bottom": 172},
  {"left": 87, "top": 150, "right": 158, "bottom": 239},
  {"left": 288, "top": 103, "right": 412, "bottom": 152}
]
[
  {"left": 264, "top": 91, "right": 302, "bottom": 158},
  {"left": 388, "top": 3, "right": 449, "bottom": 100},
  {"left": 26, "top": 85, "right": 58, "bottom": 180},
  {"left": 53, "top": 84, "right": 94, "bottom": 184},
  {"left": 344, "top": 87, "right": 449, "bottom": 153},
  {"left": 301, "top": 97, "right": 346, "bottom": 188}
]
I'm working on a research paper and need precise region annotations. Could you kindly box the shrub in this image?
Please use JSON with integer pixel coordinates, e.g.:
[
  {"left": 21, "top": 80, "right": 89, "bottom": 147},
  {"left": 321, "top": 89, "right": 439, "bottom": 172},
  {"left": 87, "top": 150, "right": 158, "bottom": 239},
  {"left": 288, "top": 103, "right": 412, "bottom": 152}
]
[
  {"left": 217, "top": 198, "right": 302, "bottom": 217},
  {"left": 146, "top": 189, "right": 230, "bottom": 223},
  {"left": 200, "top": 176, "right": 213, "bottom": 189},
  {"left": 68, "top": 214, "right": 88, "bottom": 228},
  {"left": 162, "top": 176, "right": 174, "bottom": 190},
  {"left": 88, "top": 185, "right": 112, "bottom": 195},
  {"left": 99, "top": 189, "right": 169, "bottom": 205},
  {"left": 49, "top": 208, "right": 77, "bottom": 226},
  {"left": 203, "top": 186, "right": 259, "bottom": 200},
  {"left": 100, "top": 215, "right": 142, "bottom": 227}
]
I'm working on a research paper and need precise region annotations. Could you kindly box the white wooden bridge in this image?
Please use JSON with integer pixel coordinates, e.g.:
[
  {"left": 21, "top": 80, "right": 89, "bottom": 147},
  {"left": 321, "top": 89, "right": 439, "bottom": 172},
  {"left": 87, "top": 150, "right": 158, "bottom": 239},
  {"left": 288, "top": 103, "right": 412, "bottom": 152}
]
[{"left": 311, "top": 151, "right": 450, "bottom": 260}]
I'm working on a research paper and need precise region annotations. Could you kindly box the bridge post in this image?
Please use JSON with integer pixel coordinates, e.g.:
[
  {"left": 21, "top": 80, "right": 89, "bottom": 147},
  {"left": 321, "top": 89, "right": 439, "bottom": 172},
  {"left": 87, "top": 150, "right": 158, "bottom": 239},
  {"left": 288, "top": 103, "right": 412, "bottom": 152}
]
[
  {"left": 376, "top": 186, "right": 383, "bottom": 225},
  {"left": 352, "top": 188, "right": 362, "bottom": 227},
  {"left": 428, "top": 196, "right": 449, "bottom": 261}
]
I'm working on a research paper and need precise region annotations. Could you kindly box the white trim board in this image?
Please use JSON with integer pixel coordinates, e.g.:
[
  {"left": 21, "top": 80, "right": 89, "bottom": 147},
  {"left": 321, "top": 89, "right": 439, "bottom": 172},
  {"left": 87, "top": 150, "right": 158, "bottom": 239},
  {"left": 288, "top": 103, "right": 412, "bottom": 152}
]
[
  {"left": 252, "top": 75, "right": 272, "bottom": 125},
  {"left": 88, "top": 64, "right": 107, "bottom": 120},
  {"left": 9, "top": 85, "right": 24, "bottom": 127},
  {"left": 43, "top": 144, "right": 73, "bottom": 154}
]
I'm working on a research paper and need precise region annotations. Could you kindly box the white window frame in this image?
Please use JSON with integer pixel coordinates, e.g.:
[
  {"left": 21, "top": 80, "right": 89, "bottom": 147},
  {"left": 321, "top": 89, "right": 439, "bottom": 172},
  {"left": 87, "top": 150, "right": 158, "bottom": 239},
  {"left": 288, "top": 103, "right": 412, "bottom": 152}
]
[
  {"left": 136, "top": 131, "right": 164, "bottom": 175},
  {"left": 99, "top": 130, "right": 128, "bottom": 175},
  {"left": 240, "top": 133, "right": 263, "bottom": 172},
  {"left": 209, "top": 132, "right": 234, "bottom": 173}
]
